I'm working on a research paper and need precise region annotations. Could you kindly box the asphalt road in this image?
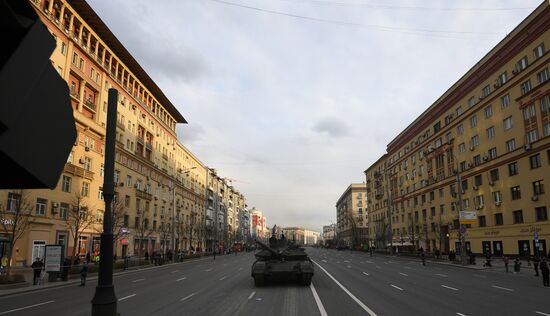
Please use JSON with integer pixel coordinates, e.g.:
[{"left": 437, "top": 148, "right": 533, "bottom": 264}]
[{"left": 0, "top": 249, "right": 548, "bottom": 316}]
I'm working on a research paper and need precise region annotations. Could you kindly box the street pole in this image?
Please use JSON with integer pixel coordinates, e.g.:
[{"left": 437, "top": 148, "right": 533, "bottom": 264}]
[{"left": 91, "top": 88, "right": 118, "bottom": 315}]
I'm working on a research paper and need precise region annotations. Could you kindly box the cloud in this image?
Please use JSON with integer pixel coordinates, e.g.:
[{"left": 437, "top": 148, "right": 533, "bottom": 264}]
[{"left": 312, "top": 117, "right": 351, "bottom": 138}]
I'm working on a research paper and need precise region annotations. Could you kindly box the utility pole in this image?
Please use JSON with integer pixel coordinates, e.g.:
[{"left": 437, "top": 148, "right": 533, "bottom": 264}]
[{"left": 91, "top": 89, "right": 118, "bottom": 315}]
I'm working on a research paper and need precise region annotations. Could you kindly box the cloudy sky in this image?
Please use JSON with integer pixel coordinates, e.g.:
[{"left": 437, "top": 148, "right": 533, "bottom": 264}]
[{"left": 88, "top": 0, "right": 541, "bottom": 231}]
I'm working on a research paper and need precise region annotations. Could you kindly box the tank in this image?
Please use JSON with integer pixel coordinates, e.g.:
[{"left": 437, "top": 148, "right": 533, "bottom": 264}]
[{"left": 251, "top": 239, "right": 314, "bottom": 286}]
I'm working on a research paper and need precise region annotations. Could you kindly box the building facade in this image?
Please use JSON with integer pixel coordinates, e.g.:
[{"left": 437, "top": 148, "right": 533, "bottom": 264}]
[
  {"left": 0, "top": 0, "right": 249, "bottom": 266},
  {"left": 335, "top": 184, "right": 369, "bottom": 248},
  {"left": 322, "top": 224, "right": 336, "bottom": 246},
  {"left": 251, "top": 208, "right": 269, "bottom": 242},
  {"left": 364, "top": 2, "right": 550, "bottom": 256}
]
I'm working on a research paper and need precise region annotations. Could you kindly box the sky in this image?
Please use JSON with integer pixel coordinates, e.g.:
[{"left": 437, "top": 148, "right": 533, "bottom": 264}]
[{"left": 87, "top": 0, "right": 542, "bottom": 231}]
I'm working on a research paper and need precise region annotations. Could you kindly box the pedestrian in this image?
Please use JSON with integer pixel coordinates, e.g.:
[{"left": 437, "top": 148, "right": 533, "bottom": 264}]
[
  {"left": 145, "top": 251, "right": 149, "bottom": 261},
  {"left": 369, "top": 246, "right": 373, "bottom": 257},
  {"left": 80, "top": 262, "right": 88, "bottom": 286},
  {"left": 86, "top": 252, "right": 91, "bottom": 264},
  {"left": 484, "top": 252, "right": 492, "bottom": 267},
  {"left": 514, "top": 257, "right": 521, "bottom": 273},
  {"left": 540, "top": 258, "right": 549, "bottom": 287},
  {"left": 533, "top": 255, "right": 540, "bottom": 276},
  {"left": 31, "top": 257, "right": 44, "bottom": 285},
  {"left": 503, "top": 256, "right": 510, "bottom": 273},
  {"left": 421, "top": 250, "right": 426, "bottom": 266}
]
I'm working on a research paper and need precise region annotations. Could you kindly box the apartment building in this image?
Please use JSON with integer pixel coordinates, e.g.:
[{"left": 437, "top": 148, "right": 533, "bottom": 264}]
[
  {"left": 364, "top": 155, "right": 391, "bottom": 249},
  {"left": 335, "top": 184, "right": 369, "bottom": 248},
  {"left": 251, "top": 208, "right": 269, "bottom": 242},
  {"left": 365, "top": 1, "right": 550, "bottom": 256}
]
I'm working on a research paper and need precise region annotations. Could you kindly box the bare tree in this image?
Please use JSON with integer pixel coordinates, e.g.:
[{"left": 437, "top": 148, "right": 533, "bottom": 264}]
[
  {"left": 158, "top": 220, "right": 171, "bottom": 254},
  {"left": 134, "top": 209, "right": 153, "bottom": 258},
  {"left": 183, "top": 211, "right": 197, "bottom": 251},
  {"left": 94, "top": 196, "right": 126, "bottom": 251},
  {"left": 0, "top": 190, "right": 33, "bottom": 274},
  {"left": 66, "top": 193, "right": 95, "bottom": 265}
]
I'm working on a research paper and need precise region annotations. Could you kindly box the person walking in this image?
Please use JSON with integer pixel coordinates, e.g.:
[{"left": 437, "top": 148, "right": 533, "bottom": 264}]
[
  {"left": 80, "top": 262, "right": 88, "bottom": 286},
  {"left": 421, "top": 249, "right": 426, "bottom": 266},
  {"left": 514, "top": 257, "right": 521, "bottom": 273},
  {"left": 540, "top": 258, "right": 549, "bottom": 287},
  {"left": 503, "top": 256, "right": 510, "bottom": 273},
  {"left": 533, "top": 255, "right": 540, "bottom": 276},
  {"left": 31, "top": 257, "right": 44, "bottom": 285}
]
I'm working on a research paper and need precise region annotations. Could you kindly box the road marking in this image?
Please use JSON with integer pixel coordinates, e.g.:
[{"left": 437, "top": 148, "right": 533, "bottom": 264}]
[
  {"left": 312, "top": 260, "right": 377, "bottom": 316},
  {"left": 492, "top": 285, "right": 514, "bottom": 292},
  {"left": 248, "top": 291, "right": 256, "bottom": 300},
  {"left": 0, "top": 300, "right": 55, "bottom": 315},
  {"left": 362, "top": 272, "right": 369, "bottom": 276},
  {"left": 456, "top": 313, "right": 468, "bottom": 316},
  {"left": 375, "top": 266, "right": 381, "bottom": 269},
  {"left": 344, "top": 260, "right": 350, "bottom": 263},
  {"left": 347, "top": 265, "right": 352, "bottom": 268},
  {"left": 435, "top": 273, "right": 448, "bottom": 277},
  {"left": 473, "top": 274, "right": 486, "bottom": 278},
  {"left": 322, "top": 259, "right": 327, "bottom": 263},
  {"left": 132, "top": 278, "right": 145, "bottom": 283},
  {"left": 118, "top": 294, "right": 136, "bottom": 301},
  {"left": 390, "top": 284, "right": 403, "bottom": 291},
  {"left": 399, "top": 273, "right": 408, "bottom": 277},
  {"left": 219, "top": 276, "right": 227, "bottom": 281},
  {"left": 536, "top": 312, "right": 550, "bottom": 316},
  {"left": 441, "top": 285, "right": 459, "bottom": 291},
  {"left": 404, "top": 266, "right": 412, "bottom": 269},
  {"left": 176, "top": 277, "right": 187, "bottom": 282},
  {"left": 180, "top": 292, "right": 196, "bottom": 302},
  {"left": 204, "top": 268, "right": 213, "bottom": 272},
  {"left": 310, "top": 282, "right": 328, "bottom": 316},
  {"left": 171, "top": 270, "right": 178, "bottom": 274}
]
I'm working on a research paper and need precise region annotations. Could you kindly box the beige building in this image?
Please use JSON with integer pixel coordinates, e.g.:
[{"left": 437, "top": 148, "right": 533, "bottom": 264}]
[
  {"left": 365, "top": 1, "right": 550, "bottom": 256},
  {"left": 364, "top": 155, "right": 392, "bottom": 249},
  {"left": 335, "top": 184, "right": 369, "bottom": 248},
  {"left": 0, "top": 0, "right": 240, "bottom": 267},
  {"left": 281, "top": 227, "right": 321, "bottom": 245}
]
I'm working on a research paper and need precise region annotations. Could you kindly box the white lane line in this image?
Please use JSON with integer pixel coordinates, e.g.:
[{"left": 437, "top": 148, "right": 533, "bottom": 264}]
[
  {"left": 492, "top": 285, "right": 514, "bottom": 292},
  {"left": 456, "top": 313, "right": 468, "bottom": 316},
  {"left": 0, "top": 300, "right": 55, "bottom": 315},
  {"left": 435, "top": 273, "right": 448, "bottom": 277},
  {"left": 404, "top": 266, "right": 412, "bottom": 269},
  {"left": 399, "top": 273, "right": 408, "bottom": 277},
  {"left": 310, "top": 282, "right": 328, "bottom": 316},
  {"left": 390, "top": 284, "right": 404, "bottom": 291},
  {"left": 344, "top": 260, "right": 350, "bottom": 263},
  {"left": 441, "top": 285, "right": 459, "bottom": 291},
  {"left": 248, "top": 291, "right": 256, "bottom": 300},
  {"left": 176, "top": 277, "right": 187, "bottom": 282},
  {"left": 180, "top": 292, "right": 196, "bottom": 302},
  {"left": 204, "top": 268, "right": 213, "bottom": 272},
  {"left": 171, "top": 270, "right": 178, "bottom": 274},
  {"left": 362, "top": 272, "right": 369, "bottom": 276},
  {"left": 219, "top": 276, "right": 227, "bottom": 281},
  {"left": 322, "top": 259, "right": 327, "bottom": 263},
  {"left": 313, "top": 260, "right": 377, "bottom": 316},
  {"left": 132, "top": 278, "right": 145, "bottom": 283},
  {"left": 118, "top": 294, "right": 136, "bottom": 301},
  {"left": 536, "top": 311, "right": 550, "bottom": 316}
]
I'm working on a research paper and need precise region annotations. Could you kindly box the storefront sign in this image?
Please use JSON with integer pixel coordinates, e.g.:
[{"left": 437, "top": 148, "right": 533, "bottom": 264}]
[
  {"left": 520, "top": 225, "right": 543, "bottom": 234},
  {"left": 459, "top": 211, "right": 477, "bottom": 225},
  {"left": 0, "top": 219, "right": 14, "bottom": 225},
  {"left": 484, "top": 230, "right": 500, "bottom": 236},
  {"left": 44, "top": 245, "right": 63, "bottom": 272}
]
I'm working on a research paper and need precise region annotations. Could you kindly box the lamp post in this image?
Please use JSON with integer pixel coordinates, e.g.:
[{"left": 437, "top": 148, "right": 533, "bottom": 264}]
[{"left": 91, "top": 88, "right": 118, "bottom": 315}]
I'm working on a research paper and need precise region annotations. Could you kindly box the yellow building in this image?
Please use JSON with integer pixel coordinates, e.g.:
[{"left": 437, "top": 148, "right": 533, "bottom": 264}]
[
  {"left": 335, "top": 184, "right": 368, "bottom": 248},
  {"left": 365, "top": 1, "right": 550, "bottom": 257},
  {"left": 364, "top": 155, "right": 393, "bottom": 249},
  {"left": 0, "top": 0, "right": 219, "bottom": 266}
]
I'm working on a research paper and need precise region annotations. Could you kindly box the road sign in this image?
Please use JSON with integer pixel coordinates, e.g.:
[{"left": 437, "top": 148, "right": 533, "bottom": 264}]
[{"left": 459, "top": 211, "right": 477, "bottom": 225}]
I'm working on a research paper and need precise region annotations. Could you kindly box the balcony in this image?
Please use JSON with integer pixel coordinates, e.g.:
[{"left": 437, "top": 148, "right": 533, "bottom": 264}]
[
  {"left": 70, "top": 88, "right": 80, "bottom": 100},
  {"left": 137, "top": 137, "right": 144, "bottom": 145},
  {"left": 83, "top": 99, "right": 97, "bottom": 112},
  {"left": 145, "top": 142, "right": 153, "bottom": 151},
  {"left": 135, "top": 188, "right": 153, "bottom": 201},
  {"left": 64, "top": 163, "right": 94, "bottom": 181},
  {"left": 116, "top": 120, "right": 125, "bottom": 131},
  {"left": 162, "top": 153, "right": 168, "bottom": 161}
]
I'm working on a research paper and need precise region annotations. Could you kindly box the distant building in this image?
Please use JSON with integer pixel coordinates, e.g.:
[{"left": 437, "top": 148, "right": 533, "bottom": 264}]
[
  {"left": 322, "top": 224, "right": 336, "bottom": 245},
  {"left": 251, "top": 208, "right": 269, "bottom": 241},
  {"left": 336, "top": 184, "right": 369, "bottom": 248},
  {"left": 282, "top": 227, "right": 320, "bottom": 245}
]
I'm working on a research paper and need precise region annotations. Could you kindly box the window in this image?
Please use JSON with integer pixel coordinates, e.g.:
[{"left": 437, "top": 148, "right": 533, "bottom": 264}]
[
  {"left": 511, "top": 186, "right": 521, "bottom": 200},
  {"left": 459, "top": 143, "right": 465, "bottom": 153},
  {"left": 72, "top": 52, "right": 78, "bottom": 64},
  {"left": 125, "top": 195, "right": 130, "bottom": 207},
  {"left": 484, "top": 105, "right": 493, "bottom": 118},
  {"left": 60, "top": 42, "right": 66, "bottom": 55},
  {"left": 100, "top": 164, "right": 104, "bottom": 177},
  {"left": 124, "top": 215, "right": 129, "bottom": 226},
  {"left": 470, "top": 115, "right": 478, "bottom": 128},
  {"left": 98, "top": 187, "right": 104, "bottom": 200},
  {"left": 499, "top": 72, "right": 508, "bottom": 85},
  {"left": 6, "top": 192, "right": 21, "bottom": 212},
  {"left": 474, "top": 195, "right": 484, "bottom": 208},
  {"left": 473, "top": 155, "right": 481, "bottom": 166},
  {"left": 538, "top": 68, "right": 549, "bottom": 84},
  {"left": 83, "top": 157, "right": 92, "bottom": 171},
  {"left": 114, "top": 170, "right": 120, "bottom": 184},
  {"left": 492, "top": 191, "right": 502, "bottom": 204},
  {"left": 470, "top": 135, "right": 479, "bottom": 147},
  {"left": 126, "top": 175, "right": 132, "bottom": 187},
  {"left": 523, "top": 104, "right": 536, "bottom": 125},
  {"left": 495, "top": 213, "right": 503, "bottom": 225},
  {"left": 536, "top": 206, "right": 548, "bottom": 221},
  {"left": 533, "top": 180, "right": 545, "bottom": 195},
  {"left": 503, "top": 116, "right": 513, "bottom": 130},
  {"left": 520, "top": 79, "right": 532, "bottom": 95},
  {"left": 530, "top": 154, "right": 541, "bottom": 169},
  {"left": 456, "top": 106, "right": 463, "bottom": 116},
  {"left": 478, "top": 216, "right": 486, "bottom": 227},
  {"left": 474, "top": 174, "right": 482, "bottom": 186},
  {"left": 542, "top": 95, "right": 550, "bottom": 117},
  {"left": 457, "top": 124, "right": 464, "bottom": 135},
  {"left": 533, "top": 43, "right": 545, "bottom": 59},
  {"left": 506, "top": 139, "right": 516, "bottom": 152},
  {"left": 508, "top": 162, "right": 518, "bottom": 176},
  {"left": 526, "top": 129, "right": 539, "bottom": 144},
  {"left": 481, "top": 85, "right": 490, "bottom": 97},
  {"left": 462, "top": 179, "right": 468, "bottom": 191},
  {"left": 60, "top": 203, "right": 68, "bottom": 219},
  {"left": 513, "top": 210, "right": 524, "bottom": 224},
  {"left": 62, "top": 175, "right": 71, "bottom": 192},
  {"left": 486, "top": 126, "right": 495, "bottom": 139},
  {"left": 516, "top": 56, "right": 528, "bottom": 71},
  {"left": 468, "top": 96, "right": 476, "bottom": 107},
  {"left": 488, "top": 147, "right": 497, "bottom": 160},
  {"left": 462, "top": 199, "right": 470, "bottom": 210},
  {"left": 134, "top": 217, "right": 140, "bottom": 228},
  {"left": 501, "top": 94, "right": 510, "bottom": 108},
  {"left": 81, "top": 182, "right": 90, "bottom": 197},
  {"left": 489, "top": 168, "right": 500, "bottom": 182}
]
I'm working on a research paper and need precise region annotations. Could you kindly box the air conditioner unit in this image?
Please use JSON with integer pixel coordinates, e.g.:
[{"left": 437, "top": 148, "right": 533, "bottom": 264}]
[
  {"left": 473, "top": 186, "right": 478, "bottom": 190},
  {"left": 79, "top": 158, "right": 85, "bottom": 164},
  {"left": 532, "top": 195, "right": 539, "bottom": 201},
  {"left": 476, "top": 205, "right": 483, "bottom": 210},
  {"left": 52, "top": 202, "right": 59, "bottom": 208},
  {"left": 494, "top": 82, "right": 501, "bottom": 89},
  {"left": 469, "top": 146, "right": 475, "bottom": 151},
  {"left": 495, "top": 201, "right": 501, "bottom": 206},
  {"left": 85, "top": 146, "right": 90, "bottom": 152},
  {"left": 512, "top": 68, "right": 518, "bottom": 75},
  {"left": 489, "top": 180, "right": 494, "bottom": 186},
  {"left": 134, "top": 184, "right": 138, "bottom": 188},
  {"left": 524, "top": 143, "right": 531, "bottom": 151},
  {"left": 483, "top": 155, "right": 489, "bottom": 161},
  {"left": 119, "top": 182, "right": 124, "bottom": 187}
]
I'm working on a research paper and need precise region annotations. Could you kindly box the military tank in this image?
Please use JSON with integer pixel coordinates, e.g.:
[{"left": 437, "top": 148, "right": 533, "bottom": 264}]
[{"left": 251, "top": 238, "right": 314, "bottom": 286}]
